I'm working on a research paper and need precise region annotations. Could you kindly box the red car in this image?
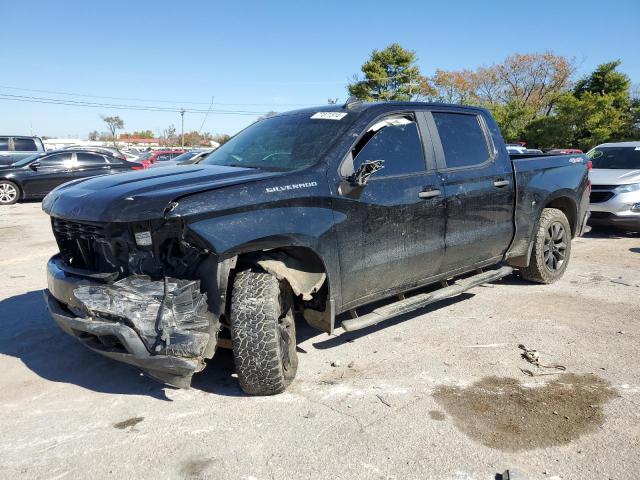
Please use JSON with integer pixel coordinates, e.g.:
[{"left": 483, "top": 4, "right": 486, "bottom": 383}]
[
  {"left": 136, "top": 149, "right": 186, "bottom": 168},
  {"left": 548, "top": 148, "right": 583, "bottom": 154}
]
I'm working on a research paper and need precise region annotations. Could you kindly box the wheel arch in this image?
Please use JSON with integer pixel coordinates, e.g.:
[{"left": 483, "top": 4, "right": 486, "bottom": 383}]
[{"left": 544, "top": 195, "right": 578, "bottom": 237}]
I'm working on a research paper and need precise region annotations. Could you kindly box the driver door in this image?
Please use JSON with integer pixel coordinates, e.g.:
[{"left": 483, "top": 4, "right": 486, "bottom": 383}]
[
  {"left": 23, "top": 152, "right": 75, "bottom": 196},
  {"left": 334, "top": 112, "right": 445, "bottom": 308}
]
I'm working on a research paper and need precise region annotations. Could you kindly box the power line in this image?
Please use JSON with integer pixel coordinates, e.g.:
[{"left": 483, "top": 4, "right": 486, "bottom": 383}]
[
  {"left": 0, "top": 84, "right": 313, "bottom": 107},
  {"left": 0, "top": 93, "right": 268, "bottom": 115}
]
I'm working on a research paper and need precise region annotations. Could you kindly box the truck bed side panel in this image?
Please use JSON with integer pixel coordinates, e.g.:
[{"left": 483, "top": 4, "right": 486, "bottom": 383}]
[{"left": 507, "top": 155, "right": 590, "bottom": 261}]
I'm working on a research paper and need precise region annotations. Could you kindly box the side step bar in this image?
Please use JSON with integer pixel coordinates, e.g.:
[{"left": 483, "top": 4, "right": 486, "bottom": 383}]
[{"left": 341, "top": 266, "right": 513, "bottom": 332}]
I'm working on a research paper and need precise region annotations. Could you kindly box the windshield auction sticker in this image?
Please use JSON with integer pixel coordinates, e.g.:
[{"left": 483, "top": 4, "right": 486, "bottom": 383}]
[{"left": 311, "top": 112, "right": 348, "bottom": 120}]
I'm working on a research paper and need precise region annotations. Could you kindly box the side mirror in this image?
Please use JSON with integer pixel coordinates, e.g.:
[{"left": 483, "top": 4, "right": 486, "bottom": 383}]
[
  {"left": 29, "top": 161, "right": 40, "bottom": 171},
  {"left": 347, "top": 160, "right": 384, "bottom": 186}
]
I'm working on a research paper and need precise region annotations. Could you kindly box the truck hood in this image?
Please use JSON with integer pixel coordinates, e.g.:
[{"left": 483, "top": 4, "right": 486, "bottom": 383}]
[
  {"left": 42, "top": 165, "right": 279, "bottom": 222},
  {"left": 590, "top": 168, "right": 640, "bottom": 186}
]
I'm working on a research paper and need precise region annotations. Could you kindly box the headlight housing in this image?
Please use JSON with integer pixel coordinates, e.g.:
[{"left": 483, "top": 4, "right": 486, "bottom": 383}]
[{"left": 614, "top": 183, "right": 640, "bottom": 193}]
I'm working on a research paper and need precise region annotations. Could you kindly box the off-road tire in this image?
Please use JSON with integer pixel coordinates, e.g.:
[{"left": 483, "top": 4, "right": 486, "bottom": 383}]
[
  {"left": 0, "top": 181, "right": 20, "bottom": 205},
  {"left": 229, "top": 269, "right": 298, "bottom": 395},
  {"left": 520, "top": 208, "right": 572, "bottom": 284}
]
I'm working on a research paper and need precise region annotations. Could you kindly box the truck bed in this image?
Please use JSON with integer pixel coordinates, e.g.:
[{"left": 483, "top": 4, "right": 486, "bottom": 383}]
[{"left": 507, "top": 153, "right": 590, "bottom": 264}]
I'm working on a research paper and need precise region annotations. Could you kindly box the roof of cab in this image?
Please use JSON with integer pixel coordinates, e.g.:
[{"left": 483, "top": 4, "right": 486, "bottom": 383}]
[{"left": 274, "top": 101, "right": 490, "bottom": 117}]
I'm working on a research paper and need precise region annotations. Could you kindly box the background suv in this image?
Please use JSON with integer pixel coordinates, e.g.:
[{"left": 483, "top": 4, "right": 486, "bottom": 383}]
[
  {"left": 0, "top": 136, "right": 46, "bottom": 165},
  {"left": 588, "top": 141, "right": 640, "bottom": 231}
]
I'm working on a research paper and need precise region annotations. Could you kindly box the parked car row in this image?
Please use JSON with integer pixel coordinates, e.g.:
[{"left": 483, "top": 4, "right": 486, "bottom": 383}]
[
  {"left": 1, "top": 131, "right": 638, "bottom": 234},
  {"left": 0, "top": 148, "right": 143, "bottom": 205}
]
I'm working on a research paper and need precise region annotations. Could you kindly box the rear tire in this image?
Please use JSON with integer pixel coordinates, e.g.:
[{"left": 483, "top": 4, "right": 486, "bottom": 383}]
[
  {"left": 520, "top": 208, "right": 572, "bottom": 284},
  {"left": 229, "top": 269, "right": 298, "bottom": 395},
  {"left": 0, "top": 181, "right": 19, "bottom": 205}
]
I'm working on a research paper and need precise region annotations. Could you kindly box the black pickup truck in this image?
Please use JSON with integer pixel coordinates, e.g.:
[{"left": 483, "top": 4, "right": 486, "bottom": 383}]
[{"left": 42, "top": 101, "right": 590, "bottom": 395}]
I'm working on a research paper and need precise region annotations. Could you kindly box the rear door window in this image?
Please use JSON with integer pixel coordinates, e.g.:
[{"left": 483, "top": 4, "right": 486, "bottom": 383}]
[
  {"left": 432, "top": 112, "right": 491, "bottom": 168},
  {"left": 39, "top": 153, "right": 74, "bottom": 168},
  {"left": 77, "top": 153, "right": 108, "bottom": 166},
  {"left": 352, "top": 114, "right": 426, "bottom": 177},
  {"left": 0, "top": 137, "right": 9, "bottom": 151},
  {"left": 13, "top": 138, "right": 38, "bottom": 152}
]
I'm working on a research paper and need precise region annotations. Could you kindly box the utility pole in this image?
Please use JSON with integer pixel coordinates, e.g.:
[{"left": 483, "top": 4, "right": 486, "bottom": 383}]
[{"left": 180, "top": 108, "right": 185, "bottom": 148}]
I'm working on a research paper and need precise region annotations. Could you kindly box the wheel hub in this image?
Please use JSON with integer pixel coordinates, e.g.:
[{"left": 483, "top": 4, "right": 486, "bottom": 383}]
[
  {"left": 543, "top": 221, "right": 567, "bottom": 271},
  {"left": 0, "top": 183, "right": 17, "bottom": 204}
]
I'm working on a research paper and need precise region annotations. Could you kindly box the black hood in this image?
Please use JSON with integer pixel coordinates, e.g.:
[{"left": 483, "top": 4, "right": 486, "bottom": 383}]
[{"left": 42, "top": 165, "right": 279, "bottom": 222}]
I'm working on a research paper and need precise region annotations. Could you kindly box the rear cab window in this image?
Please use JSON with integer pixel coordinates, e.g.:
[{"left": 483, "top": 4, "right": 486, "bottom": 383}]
[
  {"left": 432, "top": 112, "right": 492, "bottom": 168},
  {"left": 12, "top": 138, "right": 38, "bottom": 152},
  {"left": 0, "top": 137, "right": 9, "bottom": 151}
]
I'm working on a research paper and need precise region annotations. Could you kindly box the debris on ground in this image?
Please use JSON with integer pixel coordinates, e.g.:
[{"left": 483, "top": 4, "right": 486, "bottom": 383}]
[
  {"left": 518, "top": 344, "right": 566, "bottom": 376},
  {"left": 330, "top": 360, "right": 341, "bottom": 367},
  {"left": 376, "top": 394, "right": 392, "bottom": 407}
]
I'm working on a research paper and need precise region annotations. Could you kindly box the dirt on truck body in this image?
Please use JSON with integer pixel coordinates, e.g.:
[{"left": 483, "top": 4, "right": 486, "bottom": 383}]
[{"left": 43, "top": 100, "right": 590, "bottom": 395}]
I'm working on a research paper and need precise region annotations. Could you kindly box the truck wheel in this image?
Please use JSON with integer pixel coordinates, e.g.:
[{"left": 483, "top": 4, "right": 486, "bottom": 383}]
[
  {"left": 229, "top": 269, "right": 298, "bottom": 395},
  {"left": 0, "top": 181, "right": 20, "bottom": 205},
  {"left": 520, "top": 208, "right": 572, "bottom": 284}
]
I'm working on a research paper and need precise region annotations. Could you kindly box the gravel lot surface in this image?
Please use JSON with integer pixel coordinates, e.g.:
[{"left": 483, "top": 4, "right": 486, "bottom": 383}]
[{"left": 1, "top": 202, "right": 639, "bottom": 480}]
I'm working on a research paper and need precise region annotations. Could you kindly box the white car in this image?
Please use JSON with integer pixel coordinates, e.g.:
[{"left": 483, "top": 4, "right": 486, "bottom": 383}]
[{"left": 588, "top": 141, "right": 640, "bottom": 231}]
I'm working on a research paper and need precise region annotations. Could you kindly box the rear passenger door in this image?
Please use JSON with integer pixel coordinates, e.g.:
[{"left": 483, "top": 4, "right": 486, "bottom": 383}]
[
  {"left": 335, "top": 112, "right": 446, "bottom": 307},
  {"left": 427, "top": 110, "right": 515, "bottom": 273},
  {"left": 75, "top": 153, "right": 112, "bottom": 178}
]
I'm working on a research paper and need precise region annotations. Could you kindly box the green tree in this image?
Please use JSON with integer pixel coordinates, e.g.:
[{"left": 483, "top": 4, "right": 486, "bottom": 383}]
[
  {"left": 100, "top": 115, "right": 124, "bottom": 146},
  {"left": 524, "top": 92, "right": 628, "bottom": 150},
  {"left": 490, "top": 101, "right": 537, "bottom": 142},
  {"left": 524, "top": 61, "right": 636, "bottom": 150},
  {"left": 574, "top": 60, "right": 631, "bottom": 109},
  {"left": 347, "top": 43, "right": 424, "bottom": 101},
  {"left": 132, "top": 130, "right": 154, "bottom": 139}
]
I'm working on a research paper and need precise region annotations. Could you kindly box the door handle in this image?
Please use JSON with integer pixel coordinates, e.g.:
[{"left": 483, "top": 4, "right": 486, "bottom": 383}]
[
  {"left": 493, "top": 179, "right": 510, "bottom": 188},
  {"left": 418, "top": 189, "right": 442, "bottom": 199}
]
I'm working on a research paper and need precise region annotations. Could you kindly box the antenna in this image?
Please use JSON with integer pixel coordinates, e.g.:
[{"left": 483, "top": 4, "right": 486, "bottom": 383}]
[{"left": 343, "top": 96, "right": 363, "bottom": 109}]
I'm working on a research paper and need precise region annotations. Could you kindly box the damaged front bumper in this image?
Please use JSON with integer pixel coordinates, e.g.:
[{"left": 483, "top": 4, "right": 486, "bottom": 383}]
[{"left": 45, "top": 254, "right": 217, "bottom": 388}]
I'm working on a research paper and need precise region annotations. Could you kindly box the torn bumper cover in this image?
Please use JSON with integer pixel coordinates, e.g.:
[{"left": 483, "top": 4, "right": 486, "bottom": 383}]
[{"left": 45, "top": 254, "right": 218, "bottom": 388}]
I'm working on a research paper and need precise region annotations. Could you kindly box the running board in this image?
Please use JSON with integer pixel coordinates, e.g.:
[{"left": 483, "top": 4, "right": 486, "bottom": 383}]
[{"left": 341, "top": 266, "right": 513, "bottom": 332}]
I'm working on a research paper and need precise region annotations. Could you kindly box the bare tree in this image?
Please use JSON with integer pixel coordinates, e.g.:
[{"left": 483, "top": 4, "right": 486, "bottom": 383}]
[{"left": 100, "top": 115, "right": 124, "bottom": 146}]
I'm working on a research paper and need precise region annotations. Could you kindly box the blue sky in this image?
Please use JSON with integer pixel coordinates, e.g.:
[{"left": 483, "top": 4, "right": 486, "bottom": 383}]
[{"left": 1, "top": 0, "right": 638, "bottom": 138}]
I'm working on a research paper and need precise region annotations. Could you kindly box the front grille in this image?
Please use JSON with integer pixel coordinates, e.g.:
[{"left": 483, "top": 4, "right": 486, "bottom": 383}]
[
  {"left": 591, "top": 184, "right": 618, "bottom": 190},
  {"left": 53, "top": 218, "right": 107, "bottom": 241},
  {"left": 52, "top": 218, "right": 116, "bottom": 271},
  {"left": 590, "top": 191, "right": 614, "bottom": 203}
]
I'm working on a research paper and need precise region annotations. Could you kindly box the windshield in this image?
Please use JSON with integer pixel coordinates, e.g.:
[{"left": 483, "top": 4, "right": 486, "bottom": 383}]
[
  {"left": 201, "top": 112, "right": 353, "bottom": 171},
  {"left": 138, "top": 152, "right": 154, "bottom": 161},
  {"left": 11, "top": 153, "right": 43, "bottom": 167},
  {"left": 588, "top": 147, "right": 640, "bottom": 169}
]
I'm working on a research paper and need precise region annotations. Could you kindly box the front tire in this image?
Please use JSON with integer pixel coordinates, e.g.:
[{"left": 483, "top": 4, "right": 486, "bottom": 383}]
[
  {"left": 0, "top": 181, "right": 20, "bottom": 205},
  {"left": 229, "top": 269, "right": 298, "bottom": 395},
  {"left": 520, "top": 208, "right": 572, "bottom": 284}
]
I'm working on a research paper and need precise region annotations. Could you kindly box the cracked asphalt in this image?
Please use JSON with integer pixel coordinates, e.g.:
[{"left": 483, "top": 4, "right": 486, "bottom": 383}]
[{"left": 1, "top": 202, "right": 639, "bottom": 480}]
